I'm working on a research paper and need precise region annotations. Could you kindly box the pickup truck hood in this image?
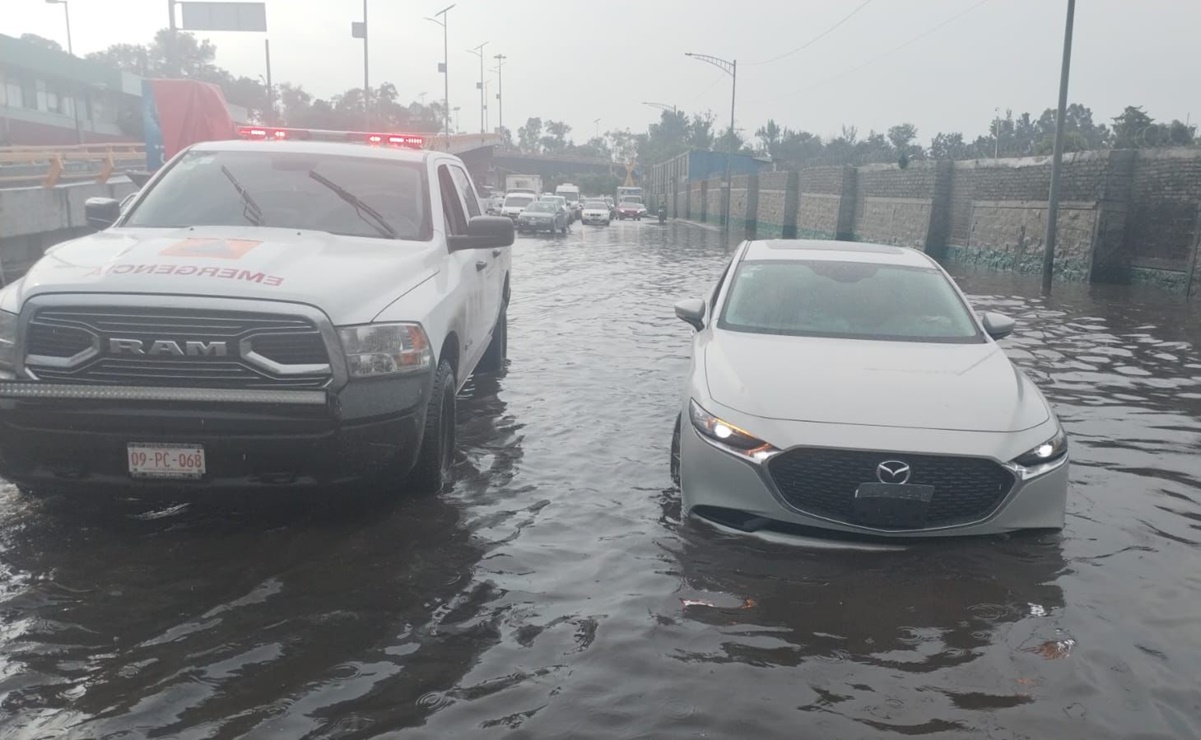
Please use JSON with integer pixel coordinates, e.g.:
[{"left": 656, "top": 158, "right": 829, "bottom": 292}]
[
  {"left": 704, "top": 331, "right": 1049, "bottom": 433},
  {"left": 8, "top": 226, "right": 440, "bottom": 325}
]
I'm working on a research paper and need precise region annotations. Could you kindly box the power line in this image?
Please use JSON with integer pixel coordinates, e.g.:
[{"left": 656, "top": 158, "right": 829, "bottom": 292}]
[
  {"left": 744, "top": 0, "right": 876, "bottom": 67},
  {"left": 750, "top": 0, "right": 991, "bottom": 105}
]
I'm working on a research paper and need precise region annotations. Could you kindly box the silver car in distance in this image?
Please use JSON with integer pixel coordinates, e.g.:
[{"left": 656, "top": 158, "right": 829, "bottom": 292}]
[{"left": 670, "top": 239, "right": 1068, "bottom": 539}]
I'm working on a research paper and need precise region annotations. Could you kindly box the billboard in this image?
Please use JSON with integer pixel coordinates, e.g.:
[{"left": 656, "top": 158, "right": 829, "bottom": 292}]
[{"left": 179, "top": 2, "right": 267, "bottom": 32}]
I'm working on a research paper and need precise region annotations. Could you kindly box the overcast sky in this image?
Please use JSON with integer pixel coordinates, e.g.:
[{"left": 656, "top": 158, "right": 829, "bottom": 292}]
[{"left": 7, "top": 0, "right": 1200, "bottom": 144}]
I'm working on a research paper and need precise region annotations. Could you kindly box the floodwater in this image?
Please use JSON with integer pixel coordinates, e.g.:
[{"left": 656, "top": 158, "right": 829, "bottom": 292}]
[{"left": 2, "top": 221, "right": 1200, "bottom": 739}]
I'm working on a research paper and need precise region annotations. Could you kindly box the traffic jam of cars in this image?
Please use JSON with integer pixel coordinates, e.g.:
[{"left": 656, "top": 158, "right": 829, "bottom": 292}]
[{"left": 0, "top": 126, "right": 1067, "bottom": 544}]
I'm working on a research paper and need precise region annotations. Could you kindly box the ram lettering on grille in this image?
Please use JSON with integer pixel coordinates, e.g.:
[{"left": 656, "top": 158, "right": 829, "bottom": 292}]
[{"left": 109, "top": 338, "right": 229, "bottom": 357}]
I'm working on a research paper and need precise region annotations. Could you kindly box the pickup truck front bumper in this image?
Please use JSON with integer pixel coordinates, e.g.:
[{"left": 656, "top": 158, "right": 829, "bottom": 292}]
[{"left": 0, "top": 381, "right": 427, "bottom": 495}]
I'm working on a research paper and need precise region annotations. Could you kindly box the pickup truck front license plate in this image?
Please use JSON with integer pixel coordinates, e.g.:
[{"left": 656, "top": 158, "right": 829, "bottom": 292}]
[{"left": 128, "top": 443, "right": 206, "bottom": 480}]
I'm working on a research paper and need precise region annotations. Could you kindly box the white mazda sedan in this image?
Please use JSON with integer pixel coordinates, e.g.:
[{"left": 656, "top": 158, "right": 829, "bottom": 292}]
[{"left": 670, "top": 239, "right": 1069, "bottom": 539}]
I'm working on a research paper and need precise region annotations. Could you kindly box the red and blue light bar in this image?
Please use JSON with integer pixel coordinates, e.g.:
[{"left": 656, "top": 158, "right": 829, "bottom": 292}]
[{"left": 235, "top": 126, "right": 425, "bottom": 149}]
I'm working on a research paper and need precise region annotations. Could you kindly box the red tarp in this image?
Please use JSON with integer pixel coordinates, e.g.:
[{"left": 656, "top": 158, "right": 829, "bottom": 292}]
[{"left": 148, "top": 79, "right": 236, "bottom": 160}]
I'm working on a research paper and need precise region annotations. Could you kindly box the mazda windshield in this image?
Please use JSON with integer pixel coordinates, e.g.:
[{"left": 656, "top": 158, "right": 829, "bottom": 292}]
[
  {"left": 124, "top": 149, "right": 432, "bottom": 241},
  {"left": 719, "top": 260, "right": 982, "bottom": 343}
]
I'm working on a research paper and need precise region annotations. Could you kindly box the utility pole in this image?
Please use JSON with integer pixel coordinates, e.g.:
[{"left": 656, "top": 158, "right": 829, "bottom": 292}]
[
  {"left": 594, "top": 118, "right": 601, "bottom": 139},
  {"left": 468, "top": 42, "right": 488, "bottom": 137},
  {"left": 1042, "top": 0, "right": 1076, "bottom": 294},
  {"left": 685, "top": 53, "right": 737, "bottom": 236},
  {"left": 426, "top": 4, "right": 454, "bottom": 149},
  {"left": 493, "top": 53, "right": 506, "bottom": 135},
  {"left": 994, "top": 107, "right": 1001, "bottom": 159},
  {"left": 362, "top": 0, "right": 370, "bottom": 130},
  {"left": 264, "top": 39, "right": 273, "bottom": 125},
  {"left": 166, "top": 0, "right": 177, "bottom": 76}
]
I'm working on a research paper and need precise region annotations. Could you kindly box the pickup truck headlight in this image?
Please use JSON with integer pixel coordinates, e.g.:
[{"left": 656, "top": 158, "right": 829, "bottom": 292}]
[
  {"left": 338, "top": 323, "right": 432, "bottom": 378},
  {"left": 0, "top": 311, "right": 16, "bottom": 378}
]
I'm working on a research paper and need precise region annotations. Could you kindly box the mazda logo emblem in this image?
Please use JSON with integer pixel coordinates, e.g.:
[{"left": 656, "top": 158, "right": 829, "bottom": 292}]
[{"left": 876, "top": 460, "right": 911, "bottom": 484}]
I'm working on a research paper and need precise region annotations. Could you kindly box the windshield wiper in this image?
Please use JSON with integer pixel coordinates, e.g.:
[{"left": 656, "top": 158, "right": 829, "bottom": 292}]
[
  {"left": 220, "top": 165, "right": 264, "bottom": 226},
  {"left": 307, "top": 170, "right": 398, "bottom": 239}
]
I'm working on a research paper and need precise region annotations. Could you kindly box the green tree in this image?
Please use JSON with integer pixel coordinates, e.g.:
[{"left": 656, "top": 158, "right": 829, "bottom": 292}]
[
  {"left": 755, "top": 119, "right": 783, "bottom": 157},
  {"left": 687, "top": 111, "right": 715, "bottom": 150},
  {"left": 517, "top": 117, "right": 543, "bottom": 152},
  {"left": 20, "top": 33, "right": 63, "bottom": 53},
  {"left": 541, "top": 120, "right": 572, "bottom": 153},
  {"left": 1112, "top": 105, "right": 1155, "bottom": 148}
]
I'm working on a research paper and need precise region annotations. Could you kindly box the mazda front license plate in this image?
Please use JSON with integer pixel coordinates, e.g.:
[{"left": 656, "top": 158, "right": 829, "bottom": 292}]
[
  {"left": 853, "top": 482, "right": 935, "bottom": 528},
  {"left": 128, "top": 443, "right": 206, "bottom": 479}
]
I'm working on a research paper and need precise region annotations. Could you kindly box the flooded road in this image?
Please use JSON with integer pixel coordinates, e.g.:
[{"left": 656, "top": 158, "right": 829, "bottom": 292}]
[{"left": 2, "top": 220, "right": 1201, "bottom": 739}]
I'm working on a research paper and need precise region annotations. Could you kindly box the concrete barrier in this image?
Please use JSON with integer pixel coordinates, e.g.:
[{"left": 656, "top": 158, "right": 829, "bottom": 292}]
[{"left": 0, "top": 178, "right": 137, "bottom": 284}]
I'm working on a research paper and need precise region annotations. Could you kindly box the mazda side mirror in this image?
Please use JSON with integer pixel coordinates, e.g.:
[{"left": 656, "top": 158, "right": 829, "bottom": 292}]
[
  {"left": 675, "top": 298, "right": 706, "bottom": 331},
  {"left": 448, "top": 216, "right": 515, "bottom": 251},
  {"left": 85, "top": 197, "right": 121, "bottom": 230},
  {"left": 981, "top": 311, "right": 1015, "bottom": 340}
]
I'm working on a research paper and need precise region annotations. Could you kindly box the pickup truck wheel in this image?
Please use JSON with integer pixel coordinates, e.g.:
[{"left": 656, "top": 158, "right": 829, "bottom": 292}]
[
  {"left": 408, "top": 360, "right": 456, "bottom": 494},
  {"left": 478, "top": 307, "right": 507, "bottom": 374}
]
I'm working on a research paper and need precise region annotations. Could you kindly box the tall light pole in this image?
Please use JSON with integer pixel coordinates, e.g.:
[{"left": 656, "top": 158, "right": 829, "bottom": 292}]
[
  {"left": 45, "top": 0, "right": 73, "bottom": 55},
  {"left": 425, "top": 4, "right": 454, "bottom": 149},
  {"left": 453, "top": 106, "right": 461, "bottom": 133},
  {"left": 45, "top": 0, "right": 81, "bottom": 143},
  {"left": 493, "top": 53, "right": 506, "bottom": 135},
  {"left": 993, "top": 107, "right": 1001, "bottom": 159},
  {"left": 594, "top": 118, "right": 601, "bottom": 139},
  {"left": 685, "top": 53, "right": 737, "bottom": 236},
  {"left": 642, "top": 101, "right": 677, "bottom": 115},
  {"left": 361, "top": 0, "right": 370, "bottom": 129},
  {"left": 468, "top": 42, "right": 488, "bottom": 137},
  {"left": 1042, "top": 0, "right": 1076, "bottom": 294}
]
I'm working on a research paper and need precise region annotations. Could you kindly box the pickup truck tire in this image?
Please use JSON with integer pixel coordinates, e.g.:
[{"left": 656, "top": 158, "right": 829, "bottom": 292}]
[
  {"left": 407, "top": 360, "right": 456, "bottom": 494},
  {"left": 478, "top": 307, "right": 507, "bottom": 374}
]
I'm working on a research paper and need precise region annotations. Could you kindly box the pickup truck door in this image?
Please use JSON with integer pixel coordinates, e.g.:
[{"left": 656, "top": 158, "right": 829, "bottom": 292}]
[
  {"left": 449, "top": 164, "right": 503, "bottom": 346},
  {"left": 436, "top": 163, "right": 485, "bottom": 371}
]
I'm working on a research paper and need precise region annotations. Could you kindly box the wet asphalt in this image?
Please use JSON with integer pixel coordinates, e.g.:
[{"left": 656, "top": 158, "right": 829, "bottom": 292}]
[{"left": 1, "top": 219, "right": 1200, "bottom": 739}]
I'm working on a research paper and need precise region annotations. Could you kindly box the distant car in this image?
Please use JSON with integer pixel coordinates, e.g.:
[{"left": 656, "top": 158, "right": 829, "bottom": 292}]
[
  {"left": 517, "top": 201, "right": 568, "bottom": 235},
  {"left": 501, "top": 193, "right": 537, "bottom": 220},
  {"left": 538, "top": 195, "right": 573, "bottom": 223},
  {"left": 581, "top": 199, "right": 611, "bottom": 226},
  {"left": 671, "top": 239, "right": 1069, "bottom": 540},
  {"left": 616, "top": 198, "right": 647, "bottom": 220}
]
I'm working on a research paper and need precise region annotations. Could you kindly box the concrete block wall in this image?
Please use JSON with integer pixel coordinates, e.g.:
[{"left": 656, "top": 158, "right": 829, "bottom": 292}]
[
  {"left": 1126, "top": 148, "right": 1201, "bottom": 290},
  {"left": 0, "top": 179, "right": 137, "bottom": 284},
  {"left": 662, "top": 146, "right": 1201, "bottom": 294}
]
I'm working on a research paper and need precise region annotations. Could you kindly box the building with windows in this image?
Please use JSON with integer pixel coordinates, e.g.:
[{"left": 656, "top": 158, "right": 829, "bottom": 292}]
[
  {"left": 0, "top": 33, "right": 147, "bottom": 145},
  {"left": 0, "top": 34, "right": 247, "bottom": 147}
]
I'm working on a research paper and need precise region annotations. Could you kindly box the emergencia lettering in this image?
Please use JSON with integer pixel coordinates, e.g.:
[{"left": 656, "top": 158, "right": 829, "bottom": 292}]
[{"left": 84, "top": 263, "right": 284, "bottom": 286}]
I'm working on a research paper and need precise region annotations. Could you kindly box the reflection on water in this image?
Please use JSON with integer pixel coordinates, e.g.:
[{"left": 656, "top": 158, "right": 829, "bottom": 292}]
[{"left": 1, "top": 223, "right": 1200, "bottom": 739}]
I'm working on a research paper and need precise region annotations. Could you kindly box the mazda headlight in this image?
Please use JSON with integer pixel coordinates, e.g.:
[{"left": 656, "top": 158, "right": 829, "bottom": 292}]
[
  {"left": 338, "top": 323, "right": 432, "bottom": 378},
  {"left": 689, "top": 399, "right": 778, "bottom": 460},
  {"left": 1011, "top": 427, "right": 1068, "bottom": 476},
  {"left": 0, "top": 311, "right": 16, "bottom": 378}
]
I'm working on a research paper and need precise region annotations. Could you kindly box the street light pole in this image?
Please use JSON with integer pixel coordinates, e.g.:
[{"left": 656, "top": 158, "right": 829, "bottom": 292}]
[
  {"left": 594, "top": 118, "right": 601, "bottom": 139},
  {"left": 685, "top": 53, "right": 737, "bottom": 237},
  {"left": 468, "top": 42, "right": 488, "bottom": 137},
  {"left": 362, "top": 0, "right": 370, "bottom": 130},
  {"left": 642, "top": 102, "right": 677, "bottom": 115},
  {"left": 426, "top": 4, "right": 454, "bottom": 149},
  {"left": 1042, "top": 0, "right": 1077, "bottom": 294},
  {"left": 994, "top": 107, "right": 1001, "bottom": 159},
  {"left": 493, "top": 53, "right": 506, "bottom": 135},
  {"left": 45, "top": 0, "right": 81, "bottom": 143}
]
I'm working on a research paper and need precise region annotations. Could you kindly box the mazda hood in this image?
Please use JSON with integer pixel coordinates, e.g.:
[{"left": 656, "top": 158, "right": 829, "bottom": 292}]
[
  {"left": 704, "top": 331, "right": 1050, "bottom": 433},
  {"left": 5, "top": 226, "right": 441, "bottom": 324}
]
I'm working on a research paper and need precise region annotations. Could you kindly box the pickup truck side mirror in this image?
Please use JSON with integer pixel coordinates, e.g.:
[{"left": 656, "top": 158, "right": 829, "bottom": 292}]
[
  {"left": 981, "top": 311, "right": 1016, "bottom": 340},
  {"left": 449, "top": 216, "right": 515, "bottom": 252},
  {"left": 675, "top": 298, "right": 706, "bottom": 331},
  {"left": 85, "top": 197, "right": 121, "bottom": 229}
]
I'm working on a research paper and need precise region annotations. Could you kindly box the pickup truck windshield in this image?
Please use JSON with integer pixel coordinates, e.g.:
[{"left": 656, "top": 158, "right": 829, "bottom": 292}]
[{"left": 124, "top": 150, "right": 431, "bottom": 241}]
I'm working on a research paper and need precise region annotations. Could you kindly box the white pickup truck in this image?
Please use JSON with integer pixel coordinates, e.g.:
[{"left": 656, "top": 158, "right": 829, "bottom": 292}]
[{"left": 0, "top": 128, "right": 513, "bottom": 496}]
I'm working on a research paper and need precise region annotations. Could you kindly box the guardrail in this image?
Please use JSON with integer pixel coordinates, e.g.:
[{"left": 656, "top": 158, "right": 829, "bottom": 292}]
[{"left": 0, "top": 143, "right": 146, "bottom": 188}]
